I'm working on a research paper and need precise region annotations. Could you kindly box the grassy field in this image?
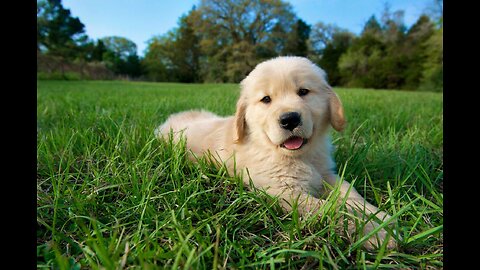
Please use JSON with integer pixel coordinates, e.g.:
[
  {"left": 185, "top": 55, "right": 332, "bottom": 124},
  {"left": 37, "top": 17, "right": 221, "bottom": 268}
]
[{"left": 37, "top": 80, "right": 443, "bottom": 269}]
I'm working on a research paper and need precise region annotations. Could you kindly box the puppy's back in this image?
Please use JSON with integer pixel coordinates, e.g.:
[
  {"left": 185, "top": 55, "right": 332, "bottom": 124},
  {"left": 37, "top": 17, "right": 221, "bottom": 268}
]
[
  {"left": 155, "top": 110, "right": 217, "bottom": 136},
  {"left": 155, "top": 110, "right": 234, "bottom": 158}
]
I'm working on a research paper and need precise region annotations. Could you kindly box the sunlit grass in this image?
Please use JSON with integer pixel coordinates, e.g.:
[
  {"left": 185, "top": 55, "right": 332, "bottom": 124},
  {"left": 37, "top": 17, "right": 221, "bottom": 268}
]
[{"left": 37, "top": 80, "right": 443, "bottom": 269}]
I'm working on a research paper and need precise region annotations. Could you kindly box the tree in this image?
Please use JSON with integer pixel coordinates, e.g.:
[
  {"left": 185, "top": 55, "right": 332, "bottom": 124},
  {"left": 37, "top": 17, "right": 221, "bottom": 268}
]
[
  {"left": 338, "top": 15, "right": 386, "bottom": 88},
  {"left": 171, "top": 11, "right": 202, "bottom": 82},
  {"left": 199, "top": 0, "right": 295, "bottom": 45},
  {"left": 338, "top": 33, "right": 385, "bottom": 88},
  {"left": 226, "top": 41, "right": 257, "bottom": 82},
  {"left": 100, "top": 36, "right": 142, "bottom": 78},
  {"left": 197, "top": 0, "right": 296, "bottom": 82},
  {"left": 402, "top": 15, "right": 435, "bottom": 89},
  {"left": 142, "top": 35, "right": 172, "bottom": 82},
  {"left": 339, "top": 9, "right": 412, "bottom": 89},
  {"left": 416, "top": 0, "right": 442, "bottom": 92},
  {"left": 142, "top": 9, "right": 201, "bottom": 82},
  {"left": 308, "top": 22, "right": 354, "bottom": 86},
  {"left": 100, "top": 36, "right": 138, "bottom": 61},
  {"left": 379, "top": 6, "right": 408, "bottom": 89},
  {"left": 419, "top": 26, "right": 442, "bottom": 92},
  {"left": 91, "top": 40, "right": 107, "bottom": 62},
  {"left": 380, "top": 3, "right": 406, "bottom": 44},
  {"left": 317, "top": 31, "right": 355, "bottom": 86},
  {"left": 37, "top": 0, "right": 88, "bottom": 59},
  {"left": 361, "top": 15, "right": 382, "bottom": 38},
  {"left": 283, "top": 19, "right": 311, "bottom": 57},
  {"left": 309, "top": 22, "right": 343, "bottom": 52},
  {"left": 143, "top": 0, "right": 300, "bottom": 83}
]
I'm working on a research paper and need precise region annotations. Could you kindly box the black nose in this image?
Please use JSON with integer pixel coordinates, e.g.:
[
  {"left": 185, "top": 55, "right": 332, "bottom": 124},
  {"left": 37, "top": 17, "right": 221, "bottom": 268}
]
[{"left": 279, "top": 112, "right": 301, "bottom": 131}]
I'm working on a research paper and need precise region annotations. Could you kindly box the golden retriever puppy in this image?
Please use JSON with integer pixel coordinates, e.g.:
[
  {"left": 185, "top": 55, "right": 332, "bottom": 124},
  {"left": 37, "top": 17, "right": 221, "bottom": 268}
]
[{"left": 155, "top": 56, "right": 396, "bottom": 250}]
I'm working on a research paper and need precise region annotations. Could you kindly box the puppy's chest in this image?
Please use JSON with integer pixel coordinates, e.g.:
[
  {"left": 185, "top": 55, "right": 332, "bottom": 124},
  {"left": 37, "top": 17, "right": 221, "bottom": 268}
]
[{"left": 249, "top": 161, "right": 323, "bottom": 196}]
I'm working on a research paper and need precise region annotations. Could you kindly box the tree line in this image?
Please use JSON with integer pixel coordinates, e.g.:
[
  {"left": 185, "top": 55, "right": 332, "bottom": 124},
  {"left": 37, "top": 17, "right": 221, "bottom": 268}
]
[{"left": 37, "top": 0, "right": 443, "bottom": 92}]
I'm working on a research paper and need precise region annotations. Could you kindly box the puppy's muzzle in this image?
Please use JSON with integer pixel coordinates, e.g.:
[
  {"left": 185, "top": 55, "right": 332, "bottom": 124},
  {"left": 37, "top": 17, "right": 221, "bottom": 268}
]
[{"left": 279, "top": 112, "right": 302, "bottom": 131}]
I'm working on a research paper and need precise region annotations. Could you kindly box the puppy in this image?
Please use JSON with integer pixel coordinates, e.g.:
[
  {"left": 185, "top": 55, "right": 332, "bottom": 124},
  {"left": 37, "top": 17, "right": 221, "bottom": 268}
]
[{"left": 155, "top": 56, "right": 396, "bottom": 250}]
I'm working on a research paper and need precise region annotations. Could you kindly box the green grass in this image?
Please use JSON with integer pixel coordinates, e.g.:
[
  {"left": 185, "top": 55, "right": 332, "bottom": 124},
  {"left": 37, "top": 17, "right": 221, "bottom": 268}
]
[{"left": 37, "top": 80, "right": 443, "bottom": 269}]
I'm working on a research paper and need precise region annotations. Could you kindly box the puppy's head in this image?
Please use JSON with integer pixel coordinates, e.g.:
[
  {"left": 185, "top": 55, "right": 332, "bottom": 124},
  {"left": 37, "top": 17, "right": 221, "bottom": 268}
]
[{"left": 235, "top": 56, "right": 345, "bottom": 156}]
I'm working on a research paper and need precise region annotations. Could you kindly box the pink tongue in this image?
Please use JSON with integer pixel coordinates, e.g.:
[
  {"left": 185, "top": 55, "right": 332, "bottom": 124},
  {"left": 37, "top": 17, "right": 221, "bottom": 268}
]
[{"left": 283, "top": 137, "right": 303, "bottom": 150}]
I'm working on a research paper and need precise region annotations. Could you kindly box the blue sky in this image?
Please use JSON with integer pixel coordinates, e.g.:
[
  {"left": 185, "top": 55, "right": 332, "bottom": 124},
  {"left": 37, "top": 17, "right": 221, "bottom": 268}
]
[{"left": 63, "top": 0, "right": 435, "bottom": 56}]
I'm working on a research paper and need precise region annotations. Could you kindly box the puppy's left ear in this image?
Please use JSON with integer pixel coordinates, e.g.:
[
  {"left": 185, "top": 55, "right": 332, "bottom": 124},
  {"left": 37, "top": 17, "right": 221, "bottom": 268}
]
[
  {"left": 234, "top": 98, "right": 247, "bottom": 143},
  {"left": 328, "top": 90, "right": 346, "bottom": 132}
]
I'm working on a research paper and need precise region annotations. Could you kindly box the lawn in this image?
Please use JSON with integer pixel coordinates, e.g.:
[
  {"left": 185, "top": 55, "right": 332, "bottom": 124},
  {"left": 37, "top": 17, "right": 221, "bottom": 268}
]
[{"left": 37, "top": 80, "right": 443, "bottom": 269}]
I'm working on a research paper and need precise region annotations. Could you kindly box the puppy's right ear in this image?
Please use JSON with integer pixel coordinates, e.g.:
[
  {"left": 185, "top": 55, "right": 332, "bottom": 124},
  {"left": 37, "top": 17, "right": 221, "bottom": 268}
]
[{"left": 234, "top": 98, "right": 247, "bottom": 143}]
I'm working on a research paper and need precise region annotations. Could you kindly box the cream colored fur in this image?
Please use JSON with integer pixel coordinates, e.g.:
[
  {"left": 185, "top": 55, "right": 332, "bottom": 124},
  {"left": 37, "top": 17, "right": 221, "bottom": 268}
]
[{"left": 155, "top": 56, "right": 396, "bottom": 250}]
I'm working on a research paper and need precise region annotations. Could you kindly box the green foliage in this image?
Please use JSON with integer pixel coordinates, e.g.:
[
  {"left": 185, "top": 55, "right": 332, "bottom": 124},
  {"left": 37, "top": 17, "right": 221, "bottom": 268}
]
[
  {"left": 36, "top": 0, "right": 142, "bottom": 79},
  {"left": 100, "top": 36, "right": 143, "bottom": 78},
  {"left": 101, "top": 36, "right": 138, "bottom": 61},
  {"left": 310, "top": 25, "right": 355, "bottom": 86},
  {"left": 142, "top": 8, "right": 202, "bottom": 83},
  {"left": 37, "top": 0, "right": 144, "bottom": 81},
  {"left": 419, "top": 27, "right": 443, "bottom": 92},
  {"left": 172, "top": 12, "right": 202, "bottom": 82},
  {"left": 142, "top": 0, "right": 300, "bottom": 83},
  {"left": 37, "top": 53, "right": 115, "bottom": 80},
  {"left": 90, "top": 40, "right": 107, "bottom": 62},
  {"left": 338, "top": 15, "right": 404, "bottom": 89},
  {"left": 36, "top": 0, "right": 443, "bottom": 92},
  {"left": 37, "top": 80, "right": 443, "bottom": 269},
  {"left": 226, "top": 41, "right": 257, "bottom": 82},
  {"left": 37, "top": 0, "right": 89, "bottom": 59},
  {"left": 338, "top": 9, "right": 442, "bottom": 91},
  {"left": 179, "top": 0, "right": 297, "bottom": 83},
  {"left": 37, "top": 71, "right": 81, "bottom": 80},
  {"left": 338, "top": 31, "right": 386, "bottom": 88},
  {"left": 363, "top": 16, "right": 382, "bottom": 36},
  {"left": 269, "top": 1, "right": 441, "bottom": 91},
  {"left": 283, "top": 19, "right": 311, "bottom": 57},
  {"left": 142, "top": 35, "right": 172, "bottom": 82},
  {"left": 402, "top": 15, "right": 436, "bottom": 90}
]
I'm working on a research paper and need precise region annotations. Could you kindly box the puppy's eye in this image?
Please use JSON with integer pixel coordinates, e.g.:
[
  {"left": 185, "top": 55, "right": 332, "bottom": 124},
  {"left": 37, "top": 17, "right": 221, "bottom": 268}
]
[
  {"left": 260, "top": 96, "right": 271, "bottom": 104},
  {"left": 298, "top": 88, "right": 310, "bottom": 96}
]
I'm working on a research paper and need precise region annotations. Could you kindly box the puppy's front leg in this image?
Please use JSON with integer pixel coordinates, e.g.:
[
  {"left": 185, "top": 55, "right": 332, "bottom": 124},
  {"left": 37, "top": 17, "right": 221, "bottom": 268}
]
[
  {"left": 269, "top": 185, "right": 395, "bottom": 250},
  {"left": 323, "top": 175, "right": 397, "bottom": 250},
  {"left": 274, "top": 189, "right": 327, "bottom": 216}
]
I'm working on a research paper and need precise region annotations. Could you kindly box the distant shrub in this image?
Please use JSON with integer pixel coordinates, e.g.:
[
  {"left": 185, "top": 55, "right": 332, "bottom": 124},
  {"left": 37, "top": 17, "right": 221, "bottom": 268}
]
[
  {"left": 419, "top": 66, "right": 443, "bottom": 92},
  {"left": 37, "top": 54, "right": 114, "bottom": 80},
  {"left": 37, "top": 71, "right": 82, "bottom": 80}
]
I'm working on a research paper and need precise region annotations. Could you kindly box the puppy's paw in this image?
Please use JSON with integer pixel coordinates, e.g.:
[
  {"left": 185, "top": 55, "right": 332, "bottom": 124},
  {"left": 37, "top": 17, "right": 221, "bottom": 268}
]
[
  {"left": 362, "top": 223, "right": 398, "bottom": 251},
  {"left": 363, "top": 229, "right": 397, "bottom": 251}
]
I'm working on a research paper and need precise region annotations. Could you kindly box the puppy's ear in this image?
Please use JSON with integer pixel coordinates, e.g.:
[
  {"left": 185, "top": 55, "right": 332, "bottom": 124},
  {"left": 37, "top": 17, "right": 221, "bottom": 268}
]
[
  {"left": 234, "top": 98, "right": 247, "bottom": 143},
  {"left": 328, "top": 91, "right": 346, "bottom": 132}
]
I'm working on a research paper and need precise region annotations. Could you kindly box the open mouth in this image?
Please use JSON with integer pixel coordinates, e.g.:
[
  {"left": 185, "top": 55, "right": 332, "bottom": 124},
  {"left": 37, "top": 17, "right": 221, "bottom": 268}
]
[{"left": 280, "top": 136, "right": 308, "bottom": 150}]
